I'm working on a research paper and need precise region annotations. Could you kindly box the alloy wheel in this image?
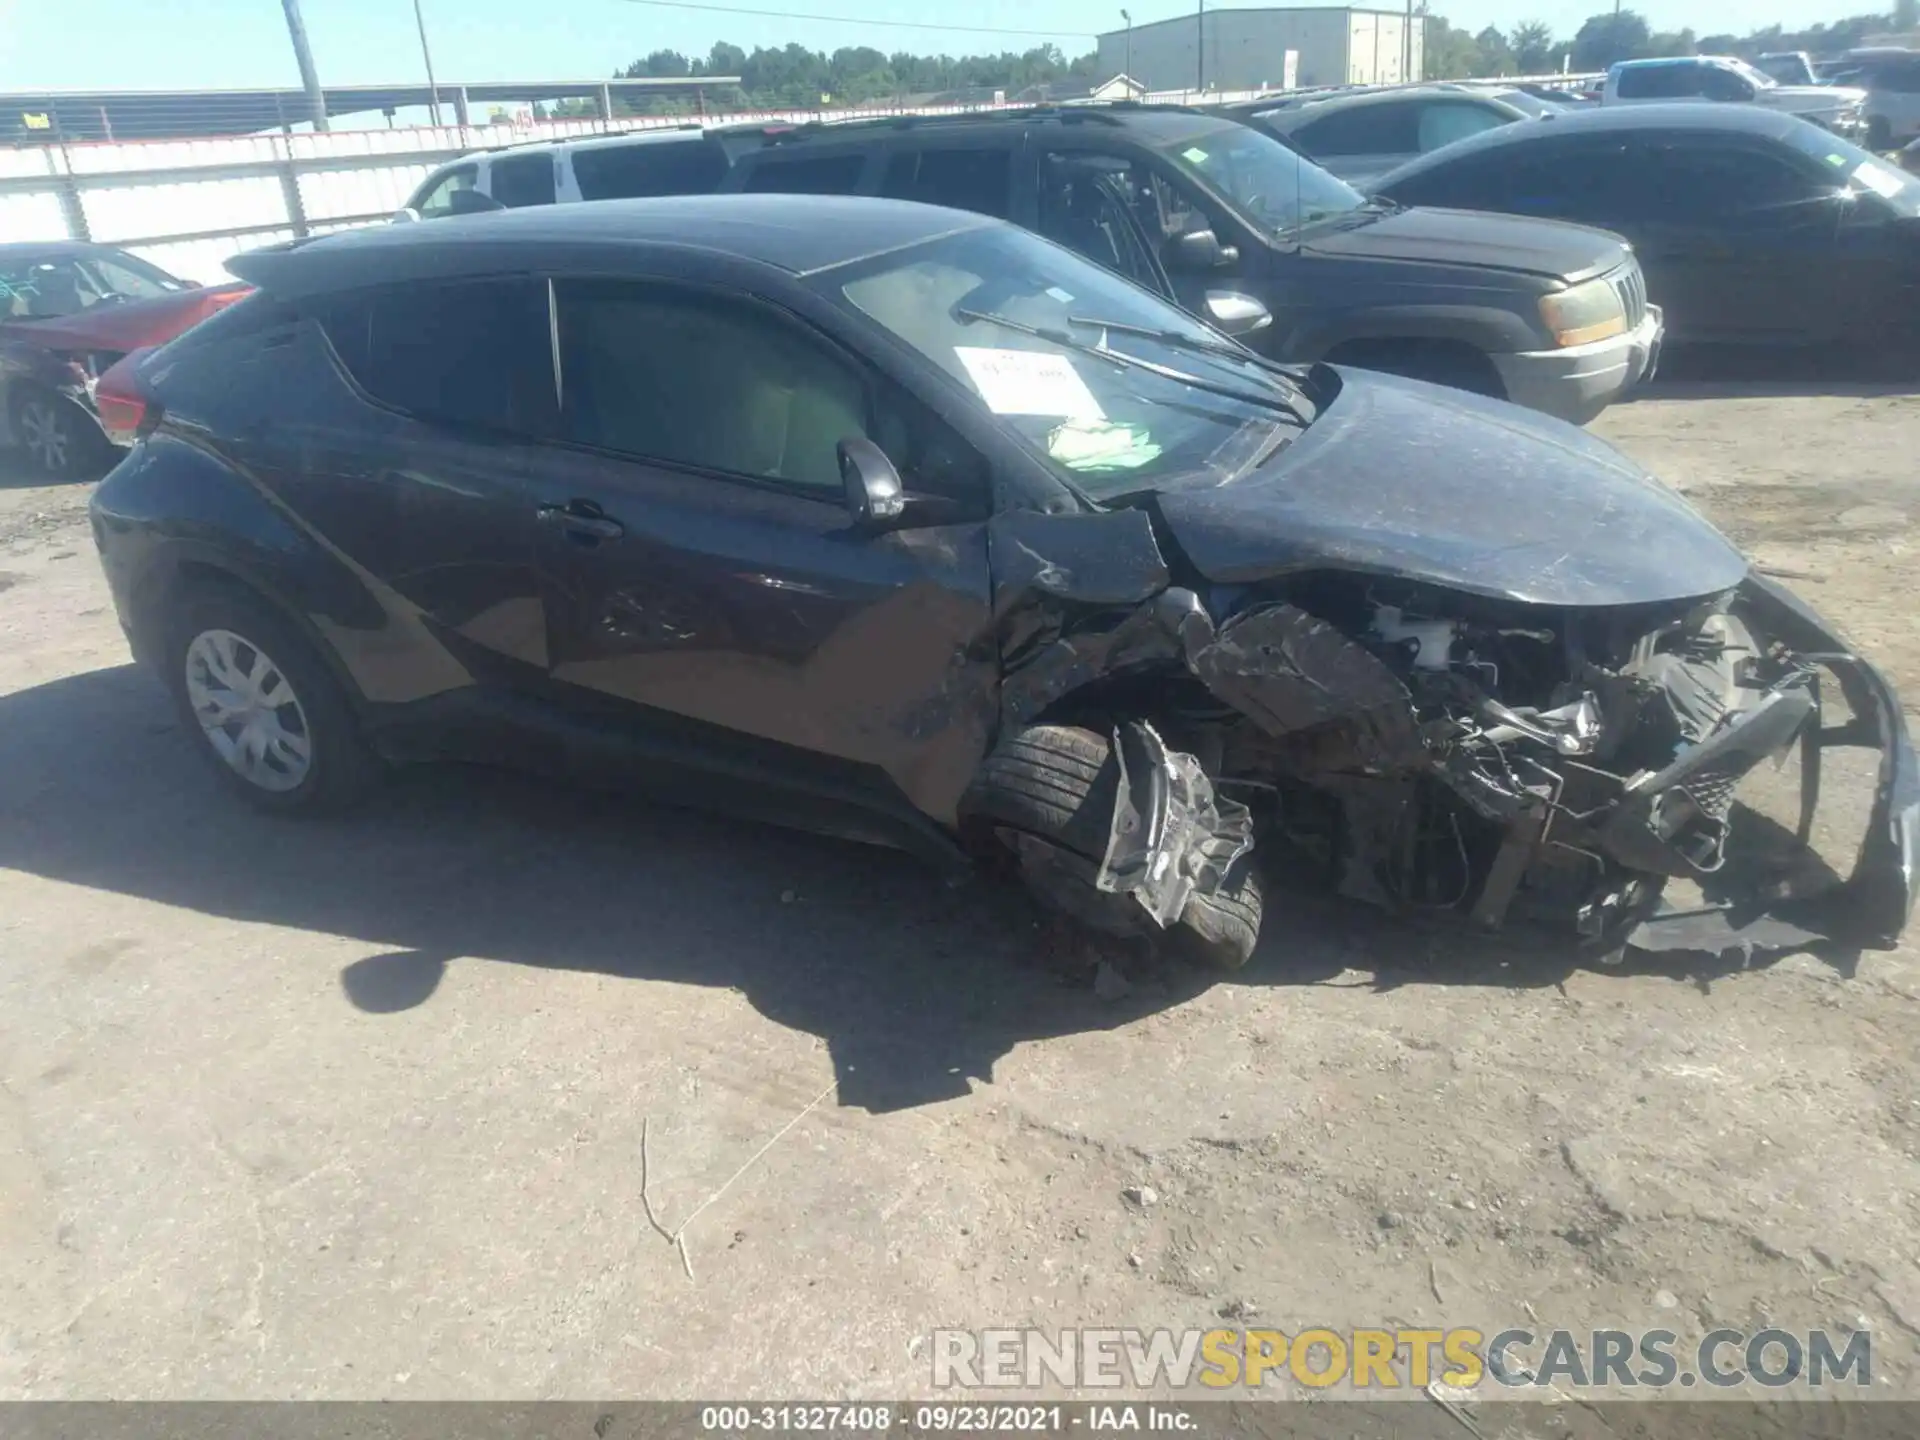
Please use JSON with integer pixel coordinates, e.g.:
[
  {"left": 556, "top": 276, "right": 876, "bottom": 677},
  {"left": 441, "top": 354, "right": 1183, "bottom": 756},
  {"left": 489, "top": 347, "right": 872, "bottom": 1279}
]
[
  {"left": 17, "top": 396, "right": 70, "bottom": 475},
  {"left": 183, "top": 628, "right": 315, "bottom": 792}
]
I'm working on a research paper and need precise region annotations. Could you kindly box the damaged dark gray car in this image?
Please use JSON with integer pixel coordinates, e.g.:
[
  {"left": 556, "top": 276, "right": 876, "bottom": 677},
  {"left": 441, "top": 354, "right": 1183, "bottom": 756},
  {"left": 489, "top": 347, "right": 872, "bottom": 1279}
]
[{"left": 89, "top": 197, "right": 1918, "bottom": 970}]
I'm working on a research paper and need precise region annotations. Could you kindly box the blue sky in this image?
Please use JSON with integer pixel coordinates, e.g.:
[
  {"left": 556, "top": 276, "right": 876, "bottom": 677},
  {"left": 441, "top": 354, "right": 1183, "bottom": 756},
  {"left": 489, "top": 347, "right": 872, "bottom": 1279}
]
[{"left": 0, "top": 0, "right": 1854, "bottom": 92}]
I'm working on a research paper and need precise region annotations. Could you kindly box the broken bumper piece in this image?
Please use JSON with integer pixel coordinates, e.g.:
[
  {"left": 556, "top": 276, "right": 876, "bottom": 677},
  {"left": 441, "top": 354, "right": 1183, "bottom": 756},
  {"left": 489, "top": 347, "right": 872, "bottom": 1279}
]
[
  {"left": 1098, "top": 721, "right": 1254, "bottom": 928},
  {"left": 1624, "top": 581, "right": 1920, "bottom": 957}
]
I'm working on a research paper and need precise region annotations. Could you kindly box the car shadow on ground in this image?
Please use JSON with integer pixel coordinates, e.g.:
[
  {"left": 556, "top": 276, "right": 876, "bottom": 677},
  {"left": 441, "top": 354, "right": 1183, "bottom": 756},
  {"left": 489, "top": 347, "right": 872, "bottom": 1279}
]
[
  {"left": 0, "top": 665, "right": 1856, "bottom": 1112},
  {"left": 0, "top": 443, "right": 116, "bottom": 490},
  {"left": 1636, "top": 343, "right": 1920, "bottom": 401}
]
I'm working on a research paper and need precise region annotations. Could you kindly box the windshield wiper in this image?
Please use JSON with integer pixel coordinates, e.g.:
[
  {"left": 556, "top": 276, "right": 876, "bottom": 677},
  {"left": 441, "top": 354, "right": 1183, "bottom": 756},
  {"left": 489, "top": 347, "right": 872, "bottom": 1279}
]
[
  {"left": 953, "top": 307, "right": 1310, "bottom": 424},
  {"left": 1066, "top": 313, "right": 1312, "bottom": 389}
]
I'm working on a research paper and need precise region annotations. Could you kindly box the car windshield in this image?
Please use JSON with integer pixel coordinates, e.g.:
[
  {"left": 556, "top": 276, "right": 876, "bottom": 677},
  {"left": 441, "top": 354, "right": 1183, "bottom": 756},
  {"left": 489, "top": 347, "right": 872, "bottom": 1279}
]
[
  {"left": 1756, "top": 54, "right": 1814, "bottom": 85},
  {"left": 1723, "top": 58, "right": 1778, "bottom": 90},
  {"left": 1782, "top": 118, "right": 1920, "bottom": 216},
  {"left": 817, "top": 223, "right": 1312, "bottom": 498},
  {"left": 1155, "top": 120, "right": 1369, "bottom": 236}
]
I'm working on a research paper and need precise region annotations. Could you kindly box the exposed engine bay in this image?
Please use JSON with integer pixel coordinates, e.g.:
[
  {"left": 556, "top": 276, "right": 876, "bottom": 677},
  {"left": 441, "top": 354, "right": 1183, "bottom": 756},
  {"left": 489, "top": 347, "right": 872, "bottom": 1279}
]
[{"left": 1003, "top": 565, "right": 1919, "bottom": 960}]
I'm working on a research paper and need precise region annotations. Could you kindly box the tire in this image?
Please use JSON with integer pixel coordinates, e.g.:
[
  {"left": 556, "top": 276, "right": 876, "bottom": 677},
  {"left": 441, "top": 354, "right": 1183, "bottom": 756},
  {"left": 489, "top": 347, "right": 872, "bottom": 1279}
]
[
  {"left": 163, "top": 584, "right": 378, "bottom": 815},
  {"left": 1166, "top": 858, "right": 1264, "bottom": 971},
  {"left": 9, "top": 384, "right": 110, "bottom": 480},
  {"left": 960, "top": 724, "right": 1264, "bottom": 970}
]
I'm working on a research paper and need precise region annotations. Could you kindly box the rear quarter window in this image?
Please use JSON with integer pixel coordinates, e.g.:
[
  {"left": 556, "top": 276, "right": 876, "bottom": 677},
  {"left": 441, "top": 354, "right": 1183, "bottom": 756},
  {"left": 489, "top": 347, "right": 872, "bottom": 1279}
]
[
  {"left": 312, "top": 279, "right": 555, "bottom": 437},
  {"left": 740, "top": 152, "right": 868, "bottom": 195},
  {"left": 570, "top": 139, "right": 728, "bottom": 200},
  {"left": 879, "top": 147, "right": 1013, "bottom": 217}
]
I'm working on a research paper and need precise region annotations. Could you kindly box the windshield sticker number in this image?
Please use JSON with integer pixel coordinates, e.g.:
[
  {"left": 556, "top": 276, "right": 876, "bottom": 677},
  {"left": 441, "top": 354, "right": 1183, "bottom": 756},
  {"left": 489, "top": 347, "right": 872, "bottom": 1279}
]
[{"left": 955, "top": 346, "right": 1105, "bottom": 420}]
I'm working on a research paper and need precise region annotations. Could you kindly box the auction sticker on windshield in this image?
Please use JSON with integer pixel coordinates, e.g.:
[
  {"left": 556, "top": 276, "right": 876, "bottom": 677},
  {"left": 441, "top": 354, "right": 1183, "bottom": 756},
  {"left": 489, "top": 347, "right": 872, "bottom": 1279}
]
[{"left": 955, "top": 347, "right": 1105, "bottom": 420}]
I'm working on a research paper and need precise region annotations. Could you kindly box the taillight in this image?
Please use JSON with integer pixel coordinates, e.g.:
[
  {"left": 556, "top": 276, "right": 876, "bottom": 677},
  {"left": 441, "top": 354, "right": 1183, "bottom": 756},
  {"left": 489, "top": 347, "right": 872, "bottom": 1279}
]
[{"left": 94, "top": 347, "right": 157, "bottom": 447}]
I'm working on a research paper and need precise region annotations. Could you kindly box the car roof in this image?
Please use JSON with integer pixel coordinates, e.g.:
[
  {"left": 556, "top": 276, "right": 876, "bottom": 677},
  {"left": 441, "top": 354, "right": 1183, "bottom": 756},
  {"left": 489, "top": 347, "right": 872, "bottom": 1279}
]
[
  {"left": 1377, "top": 102, "right": 1802, "bottom": 185},
  {"left": 1611, "top": 55, "right": 1731, "bottom": 70},
  {"left": 226, "top": 193, "right": 995, "bottom": 297},
  {"left": 745, "top": 103, "right": 1234, "bottom": 151},
  {"left": 0, "top": 240, "right": 125, "bottom": 263},
  {"left": 499, "top": 125, "right": 710, "bottom": 156},
  {"left": 1255, "top": 85, "right": 1522, "bottom": 129}
]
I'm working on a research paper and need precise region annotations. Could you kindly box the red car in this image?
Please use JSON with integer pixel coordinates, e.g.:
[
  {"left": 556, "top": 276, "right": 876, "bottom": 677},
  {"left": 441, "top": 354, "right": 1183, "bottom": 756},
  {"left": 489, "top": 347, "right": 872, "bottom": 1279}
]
[{"left": 1, "top": 242, "right": 249, "bottom": 478}]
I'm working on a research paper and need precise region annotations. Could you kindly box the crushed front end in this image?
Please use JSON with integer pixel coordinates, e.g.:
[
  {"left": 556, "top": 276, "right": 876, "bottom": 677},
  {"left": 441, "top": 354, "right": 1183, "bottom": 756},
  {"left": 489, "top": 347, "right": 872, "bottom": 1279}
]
[
  {"left": 1200, "top": 571, "right": 1919, "bottom": 957},
  {"left": 1000, "top": 561, "right": 1918, "bottom": 961}
]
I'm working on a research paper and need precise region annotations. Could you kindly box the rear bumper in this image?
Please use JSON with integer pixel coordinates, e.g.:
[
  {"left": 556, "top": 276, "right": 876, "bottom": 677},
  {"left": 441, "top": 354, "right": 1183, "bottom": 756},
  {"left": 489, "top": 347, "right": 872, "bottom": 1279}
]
[{"left": 1491, "top": 305, "right": 1664, "bottom": 426}]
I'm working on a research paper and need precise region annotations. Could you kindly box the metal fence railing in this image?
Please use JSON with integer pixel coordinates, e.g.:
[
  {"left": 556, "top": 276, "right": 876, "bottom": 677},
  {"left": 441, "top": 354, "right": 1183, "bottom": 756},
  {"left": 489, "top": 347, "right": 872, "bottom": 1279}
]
[{"left": 1, "top": 74, "right": 1608, "bottom": 283}]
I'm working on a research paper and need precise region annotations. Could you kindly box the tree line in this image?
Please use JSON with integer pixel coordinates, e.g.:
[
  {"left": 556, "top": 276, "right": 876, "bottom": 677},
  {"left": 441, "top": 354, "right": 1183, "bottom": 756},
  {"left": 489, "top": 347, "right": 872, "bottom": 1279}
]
[
  {"left": 599, "top": 7, "right": 1920, "bottom": 114},
  {"left": 1426, "top": 5, "right": 1918, "bottom": 79}
]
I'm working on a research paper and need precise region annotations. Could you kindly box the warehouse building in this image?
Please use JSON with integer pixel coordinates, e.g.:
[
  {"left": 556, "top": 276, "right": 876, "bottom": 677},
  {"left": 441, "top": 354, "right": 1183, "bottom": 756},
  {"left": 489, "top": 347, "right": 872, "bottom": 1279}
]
[{"left": 1098, "top": 6, "right": 1425, "bottom": 93}]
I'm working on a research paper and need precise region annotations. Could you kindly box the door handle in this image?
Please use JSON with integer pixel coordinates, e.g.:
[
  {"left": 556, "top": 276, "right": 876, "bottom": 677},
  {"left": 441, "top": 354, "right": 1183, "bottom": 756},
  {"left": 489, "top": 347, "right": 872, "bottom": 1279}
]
[{"left": 537, "top": 499, "right": 624, "bottom": 541}]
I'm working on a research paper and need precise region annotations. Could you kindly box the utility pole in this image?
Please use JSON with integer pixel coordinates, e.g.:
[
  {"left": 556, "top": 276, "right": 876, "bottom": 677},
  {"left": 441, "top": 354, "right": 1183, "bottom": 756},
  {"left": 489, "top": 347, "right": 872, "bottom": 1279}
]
[
  {"left": 279, "top": 0, "right": 329, "bottom": 131},
  {"left": 1121, "top": 8, "right": 1132, "bottom": 79},
  {"left": 413, "top": 0, "right": 444, "bottom": 126},
  {"left": 1196, "top": 0, "right": 1205, "bottom": 92}
]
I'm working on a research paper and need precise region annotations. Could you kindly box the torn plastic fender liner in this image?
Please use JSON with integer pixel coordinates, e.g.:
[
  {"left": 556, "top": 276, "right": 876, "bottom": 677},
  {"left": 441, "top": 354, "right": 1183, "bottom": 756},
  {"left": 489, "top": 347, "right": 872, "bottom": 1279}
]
[
  {"left": 1001, "top": 588, "right": 1213, "bottom": 728},
  {"left": 1096, "top": 721, "right": 1254, "bottom": 929}
]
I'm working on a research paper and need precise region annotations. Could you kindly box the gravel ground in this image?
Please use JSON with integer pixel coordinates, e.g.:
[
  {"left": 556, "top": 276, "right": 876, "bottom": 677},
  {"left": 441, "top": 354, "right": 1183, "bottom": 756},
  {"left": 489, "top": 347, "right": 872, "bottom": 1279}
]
[{"left": 2, "top": 374, "right": 1919, "bottom": 1418}]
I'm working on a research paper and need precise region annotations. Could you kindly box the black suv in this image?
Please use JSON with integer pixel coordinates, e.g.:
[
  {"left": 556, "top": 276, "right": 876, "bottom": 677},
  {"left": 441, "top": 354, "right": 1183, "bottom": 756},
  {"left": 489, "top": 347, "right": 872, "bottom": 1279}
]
[
  {"left": 90, "top": 196, "right": 1916, "bottom": 970},
  {"left": 719, "top": 105, "right": 1663, "bottom": 425}
]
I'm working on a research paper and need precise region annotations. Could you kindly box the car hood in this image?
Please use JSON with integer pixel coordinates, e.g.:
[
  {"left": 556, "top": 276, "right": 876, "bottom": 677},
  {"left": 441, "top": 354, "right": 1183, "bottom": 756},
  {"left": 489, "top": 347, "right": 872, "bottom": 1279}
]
[
  {"left": 1767, "top": 85, "right": 1868, "bottom": 111},
  {"left": 0, "top": 282, "right": 250, "bottom": 354},
  {"left": 1301, "top": 204, "right": 1627, "bottom": 284},
  {"left": 1151, "top": 367, "right": 1749, "bottom": 608}
]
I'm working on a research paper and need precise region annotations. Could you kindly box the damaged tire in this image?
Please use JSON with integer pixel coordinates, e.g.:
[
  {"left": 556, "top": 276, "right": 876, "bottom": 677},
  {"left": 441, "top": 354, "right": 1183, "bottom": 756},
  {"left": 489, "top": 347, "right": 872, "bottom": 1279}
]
[{"left": 961, "top": 724, "right": 1264, "bottom": 971}]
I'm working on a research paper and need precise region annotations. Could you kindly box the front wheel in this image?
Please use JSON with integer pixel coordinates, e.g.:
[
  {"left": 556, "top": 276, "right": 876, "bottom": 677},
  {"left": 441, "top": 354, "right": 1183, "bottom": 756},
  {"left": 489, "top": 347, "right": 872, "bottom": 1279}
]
[
  {"left": 163, "top": 586, "right": 378, "bottom": 814},
  {"left": 960, "top": 723, "right": 1265, "bottom": 970}
]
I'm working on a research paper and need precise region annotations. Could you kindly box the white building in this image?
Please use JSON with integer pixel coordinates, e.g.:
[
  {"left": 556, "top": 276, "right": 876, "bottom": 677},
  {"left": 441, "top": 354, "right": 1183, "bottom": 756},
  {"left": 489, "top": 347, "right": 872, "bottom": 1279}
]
[{"left": 1098, "top": 6, "right": 1426, "bottom": 94}]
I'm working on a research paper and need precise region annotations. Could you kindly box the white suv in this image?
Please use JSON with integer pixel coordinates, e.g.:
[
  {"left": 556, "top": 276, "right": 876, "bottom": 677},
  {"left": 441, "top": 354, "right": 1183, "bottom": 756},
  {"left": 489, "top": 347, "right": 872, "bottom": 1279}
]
[
  {"left": 1603, "top": 57, "right": 1868, "bottom": 141},
  {"left": 399, "top": 127, "right": 742, "bottom": 219}
]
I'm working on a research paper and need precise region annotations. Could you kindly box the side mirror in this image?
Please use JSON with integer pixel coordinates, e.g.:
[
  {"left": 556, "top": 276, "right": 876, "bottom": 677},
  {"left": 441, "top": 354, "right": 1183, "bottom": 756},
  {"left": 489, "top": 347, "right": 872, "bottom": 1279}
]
[
  {"left": 1167, "top": 228, "right": 1239, "bottom": 272},
  {"left": 1204, "top": 290, "right": 1273, "bottom": 338},
  {"left": 838, "top": 437, "right": 906, "bottom": 530},
  {"left": 391, "top": 207, "right": 422, "bottom": 224}
]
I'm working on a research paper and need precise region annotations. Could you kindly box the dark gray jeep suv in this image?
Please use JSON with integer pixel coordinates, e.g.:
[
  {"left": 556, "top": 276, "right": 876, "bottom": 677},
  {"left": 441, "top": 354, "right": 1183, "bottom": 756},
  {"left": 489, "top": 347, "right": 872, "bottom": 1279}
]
[{"left": 720, "top": 105, "right": 1663, "bottom": 424}]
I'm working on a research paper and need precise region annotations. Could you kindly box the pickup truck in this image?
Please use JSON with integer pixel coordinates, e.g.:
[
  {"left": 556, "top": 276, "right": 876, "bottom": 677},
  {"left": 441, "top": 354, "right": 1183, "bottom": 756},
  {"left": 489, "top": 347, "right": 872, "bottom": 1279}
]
[{"left": 1603, "top": 56, "right": 1869, "bottom": 140}]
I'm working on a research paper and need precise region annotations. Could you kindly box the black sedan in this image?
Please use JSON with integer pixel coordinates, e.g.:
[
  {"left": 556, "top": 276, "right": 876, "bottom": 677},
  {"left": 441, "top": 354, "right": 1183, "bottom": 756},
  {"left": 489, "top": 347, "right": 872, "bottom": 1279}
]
[
  {"left": 1374, "top": 104, "right": 1920, "bottom": 349},
  {"left": 88, "top": 195, "right": 1917, "bottom": 968}
]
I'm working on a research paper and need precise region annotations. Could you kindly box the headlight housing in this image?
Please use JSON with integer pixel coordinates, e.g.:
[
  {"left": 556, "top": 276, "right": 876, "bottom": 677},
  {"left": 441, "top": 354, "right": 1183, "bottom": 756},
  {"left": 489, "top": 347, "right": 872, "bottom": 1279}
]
[{"left": 1539, "top": 277, "right": 1628, "bottom": 348}]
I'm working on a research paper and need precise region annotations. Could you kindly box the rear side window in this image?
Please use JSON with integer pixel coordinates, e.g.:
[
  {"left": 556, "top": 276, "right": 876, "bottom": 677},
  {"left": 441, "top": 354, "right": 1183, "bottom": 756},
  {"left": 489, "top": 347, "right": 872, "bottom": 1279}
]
[
  {"left": 879, "top": 147, "right": 1013, "bottom": 217},
  {"left": 489, "top": 152, "right": 556, "bottom": 208},
  {"left": 1633, "top": 141, "right": 1823, "bottom": 220},
  {"left": 316, "top": 278, "right": 554, "bottom": 436},
  {"left": 1414, "top": 101, "right": 1510, "bottom": 152},
  {"left": 1293, "top": 101, "right": 1419, "bottom": 156},
  {"left": 571, "top": 139, "right": 727, "bottom": 199},
  {"left": 1615, "top": 65, "right": 1698, "bottom": 99},
  {"left": 1387, "top": 139, "right": 1639, "bottom": 222},
  {"left": 741, "top": 153, "right": 867, "bottom": 195}
]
